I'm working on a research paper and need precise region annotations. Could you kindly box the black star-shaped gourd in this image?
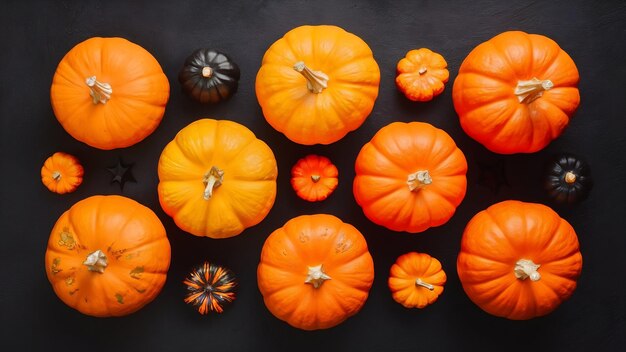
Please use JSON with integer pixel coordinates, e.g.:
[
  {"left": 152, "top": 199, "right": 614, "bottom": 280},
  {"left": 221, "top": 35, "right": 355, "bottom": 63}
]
[
  {"left": 107, "top": 158, "right": 136, "bottom": 191},
  {"left": 476, "top": 159, "right": 509, "bottom": 194}
]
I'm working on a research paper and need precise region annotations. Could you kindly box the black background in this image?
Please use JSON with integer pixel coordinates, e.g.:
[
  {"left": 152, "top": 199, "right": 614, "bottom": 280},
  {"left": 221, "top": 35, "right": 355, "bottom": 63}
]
[{"left": 1, "top": 0, "right": 625, "bottom": 351}]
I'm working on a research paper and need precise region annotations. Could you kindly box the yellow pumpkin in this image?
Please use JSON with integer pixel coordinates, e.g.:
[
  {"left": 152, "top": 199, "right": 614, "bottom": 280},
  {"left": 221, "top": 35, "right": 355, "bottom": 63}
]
[
  {"left": 157, "top": 119, "right": 278, "bottom": 238},
  {"left": 255, "top": 25, "right": 380, "bottom": 145}
]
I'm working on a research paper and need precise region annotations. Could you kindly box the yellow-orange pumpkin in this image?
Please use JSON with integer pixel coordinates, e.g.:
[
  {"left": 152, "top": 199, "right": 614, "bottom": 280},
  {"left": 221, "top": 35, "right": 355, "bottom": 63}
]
[
  {"left": 257, "top": 214, "right": 375, "bottom": 330},
  {"left": 50, "top": 37, "right": 170, "bottom": 150},
  {"left": 45, "top": 195, "right": 171, "bottom": 317},
  {"left": 255, "top": 25, "right": 380, "bottom": 145},
  {"left": 157, "top": 119, "right": 277, "bottom": 238}
]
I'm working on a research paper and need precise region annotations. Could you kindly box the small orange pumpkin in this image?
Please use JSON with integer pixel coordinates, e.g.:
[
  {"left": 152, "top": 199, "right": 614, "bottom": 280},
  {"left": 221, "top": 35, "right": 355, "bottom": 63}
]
[
  {"left": 257, "top": 214, "right": 375, "bottom": 330},
  {"left": 396, "top": 48, "right": 449, "bottom": 102},
  {"left": 353, "top": 121, "right": 467, "bottom": 233},
  {"left": 45, "top": 195, "right": 171, "bottom": 317},
  {"left": 41, "top": 152, "right": 84, "bottom": 194},
  {"left": 291, "top": 155, "right": 338, "bottom": 202},
  {"left": 50, "top": 37, "right": 170, "bottom": 150},
  {"left": 157, "top": 119, "right": 277, "bottom": 238},
  {"left": 457, "top": 200, "right": 583, "bottom": 320},
  {"left": 256, "top": 25, "right": 380, "bottom": 145},
  {"left": 388, "top": 252, "right": 446, "bottom": 309},
  {"left": 452, "top": 31, "right": 580, "bottom": 154}
]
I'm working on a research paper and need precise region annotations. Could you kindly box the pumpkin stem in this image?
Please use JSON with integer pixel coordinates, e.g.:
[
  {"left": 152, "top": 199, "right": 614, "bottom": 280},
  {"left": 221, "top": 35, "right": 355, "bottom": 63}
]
[
  {"left": 83, "top": 250, "right": 108, "bottom": 273},
  {"left": 52, "top": 171, "right": 62, "bottom": 181},
  {"left": 202, "top": 67, "right": 213, "bottom": 78},
  {"left": 515, "top": 78, "right": 553, "bottom": 104},
  {"left": 311, "top": 175, "right": 321, "bottom": 182},
  {"left": 564, "top": 171, "right": 577, "bottom": 184},
  {"left": 293, "top": 61, "right": 329, "bottom": 94},
  {"left": 203, "top": 166, "right": 224, "bottom": 200},
  {"left": 418, "top": 67, "right": 428, "bottom": 75},
  {"left": 407, "top": 170, "right": 432, "bottom": 191},
  {"left": 514, "top": 259, "right": 541, "bottom": 281},
  {"left": 304, "top": 264, "right": 331, "bottom": 288},
  {"left": 415, "top": 278, "right": 435, "bottom": 291},
  {"left": 85, "top": 76, "right": 112, "bottom": 104}
]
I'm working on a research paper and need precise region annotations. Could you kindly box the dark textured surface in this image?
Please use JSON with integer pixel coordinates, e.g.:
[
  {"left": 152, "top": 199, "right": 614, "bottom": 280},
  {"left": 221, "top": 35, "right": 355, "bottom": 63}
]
[{"left": 1, "top": 0, "right": 625, "bottom": 351}]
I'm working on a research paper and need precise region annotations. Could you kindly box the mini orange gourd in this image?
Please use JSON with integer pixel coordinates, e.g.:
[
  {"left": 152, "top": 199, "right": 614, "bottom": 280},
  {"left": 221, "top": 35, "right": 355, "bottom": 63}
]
[
  {"left": 41, "top": 152, "right": 84, "bottom": 194},
  {"left": 256, "top": 25, "right": 380, "bottom": 145},
  {"left": 50, "top": 37, "right": 170, "bottom": 150},
  {"left": 290, "top": 155, "right": 338, "bottom": 202},
  {"left": 457, "top": 200, "right": 583, "bottom": 320},
  {"left": 45, "top": 195, "right": 171, "bottom": 317},
  {"left": 257, "top": 214, "right": 375, "bottom": 330},
  {"left": 396, "top": 48, "right": 449, "bottom": 102},
  {"left": 353, "top": 121, "right": 467, "bottom": 233},
  {"left": 157, "top": 119, "right": 277, "bottom": 238},
  {"left": 388, "top": 252, "right": 446, "bottom": 309},
  {"left": 452, "top": 31, "right": 580, "bottom": 154}
]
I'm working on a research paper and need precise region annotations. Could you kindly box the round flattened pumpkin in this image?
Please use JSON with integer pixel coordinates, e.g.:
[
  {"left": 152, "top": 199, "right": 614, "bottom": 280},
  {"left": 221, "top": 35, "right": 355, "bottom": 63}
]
[
  {"left": 353, "top": 121, "right": 468, "bottom": 233},
  {"left": 45, "top": 195, "right": 171, "bottom": 317},
  {"left": 388, "top": 252, "right": 446, "bottom": 309},
  {"left": 256, "top": 25, "right": 380, "bottom": 145},
  {"left": 452, "top": 31, "right": 580, "bottom": 154},
  {"left": 41, "top": 152, "right": 84, "bottom": 194},
  {"left": 457, "top": 200, "right": 583, "bottom": 320},
  {"left": 257, "top": 214, "right": 375, "bottom": 330},
  {"left": 50, "top": 37, "right": 170, "bottom": 150},
  {"left": 157, "top": 119, "right": 277, "bottom": 238}
]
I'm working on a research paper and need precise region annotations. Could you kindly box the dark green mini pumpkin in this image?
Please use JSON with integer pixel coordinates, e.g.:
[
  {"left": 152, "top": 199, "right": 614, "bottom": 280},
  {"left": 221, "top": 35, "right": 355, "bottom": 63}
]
[
  {"left": 544, "top": 153, "right": 593, "bottom": 203},
  {"left": 178, "top": 49, "right": 240, "bottom": 104},
  {"left": 183, "top": 262, "right": 237, "bottom": 314}
]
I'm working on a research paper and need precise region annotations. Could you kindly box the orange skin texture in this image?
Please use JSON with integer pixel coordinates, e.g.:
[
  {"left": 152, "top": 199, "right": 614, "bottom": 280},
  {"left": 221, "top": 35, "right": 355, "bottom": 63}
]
[
  {"left": 457, "top": 200, "right": 583, "bottom": 320},
  {"left": 452, "top": 31, "right": 580, "bottom": 154},
  {"left": 50, "top": 37, "right": 170, "bottom": 150},
  {"left": 41, "top": 152, "right": 83, "bottom": 194},
  {"left": 257, "top": 214, "right": 375, "bottom": 330},
  {"left": 45, "top": 195, "right": 171, "bottom": 317},
  {"left": 256, "top": 25, "right": 380, "bottom": 145},
  {"left": 157, "top": 119, "right": 277, "bottom": 239},
  {"left": 396, "top": 48, "right": 449, "bottom": 102},
  {"left": 291, "top": 154, "right": 339, "bottom": 202},
  {"left": 353, "top": 121, "right": 467, "bottom": 233},
  {"left": 388, "top": 252, "right": 446, "bottom": 309}
]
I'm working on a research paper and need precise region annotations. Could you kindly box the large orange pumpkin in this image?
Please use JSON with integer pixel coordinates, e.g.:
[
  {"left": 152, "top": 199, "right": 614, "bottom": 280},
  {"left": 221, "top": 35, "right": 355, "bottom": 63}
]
[
  {"left": 452, "top": 31, "right": 580, "bottom": 154},
  {"left": 255, "top": 25, "right": 380, "bottom": 145},
  {"left": 45, "top": 195, "right": 171, "bottom": 317},
  {"left": 50, "top": 37, "right": 170, "bottom": 150},
  {"left": 457, "top": 200, "right": 583, "bottom": 320},
  {"left": 257, "top": 214, "right": 375, "bottom": 330},
  {"left": 157, "top": 119, "right": 277, "bottom": 238},
  {"left": 353, "top": 121, "right": 467, "bottom": 233}
]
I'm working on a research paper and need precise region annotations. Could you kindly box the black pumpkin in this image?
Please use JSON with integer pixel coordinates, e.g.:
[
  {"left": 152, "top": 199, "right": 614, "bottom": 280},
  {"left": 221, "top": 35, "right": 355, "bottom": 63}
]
[
  {"left": 183, "top": 262, "right": 237, "bottom": 314},
  {"left": 178, "top": 49, "right": 240, "bottom": 104},
  {"left": 544, "top": 153, "right": 593, "bottom": 204}
]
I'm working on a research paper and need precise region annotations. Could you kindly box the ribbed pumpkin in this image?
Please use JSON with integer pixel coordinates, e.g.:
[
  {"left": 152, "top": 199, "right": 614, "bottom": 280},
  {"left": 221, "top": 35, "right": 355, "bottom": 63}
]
[
  {"left": 50, "top": 37, "right": 170, "bottom": 150},
  {"left": 388, "top": 252, "right": 446, "bottom": 309},
  {"left": 457, "top": 200, "right": 583, "bottom": 320},
  {"left": 41, "top": 152, "right": 84, "bottom": 194},
  {"left": 255, "top": 25, "right": 380, "bottom": 145},
  {"left": 157, "top": 119, "right": 277, "bottom": 238},
  {"left": 452, "top": 31, "right": 580, "bottom": 154},
  {"left": 290, "top": 154, "right": 339, "bottom": 202},
  {"left": 396, "top": 48, "right": 449, "bottom": 102},
  {"left": 45, "top": 195, "right": 171, "bottom": 317},
  {"left": 257, "top": 214, "right": 375, "bottom": 330},
  {"left": 353, "top": 121, "right": 467, "bottom": 233}
]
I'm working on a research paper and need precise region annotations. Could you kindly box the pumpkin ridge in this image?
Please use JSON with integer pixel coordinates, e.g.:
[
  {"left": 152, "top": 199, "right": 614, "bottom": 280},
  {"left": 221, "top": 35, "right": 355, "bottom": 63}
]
[
  {"left": 107, "top": 239, "right": 170, "bottom": 270},
  {"left": 368, "top": 137, "right": 411, "bottom": 173},
  {"left": 540, "top": 219, "right": 578, "bottom": 261},
  {"left": 460, "top": 244, "right": 512, "bottom": 266},
  {"left": 483, "top": 206, "right": 526, "bottom": 254}
]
